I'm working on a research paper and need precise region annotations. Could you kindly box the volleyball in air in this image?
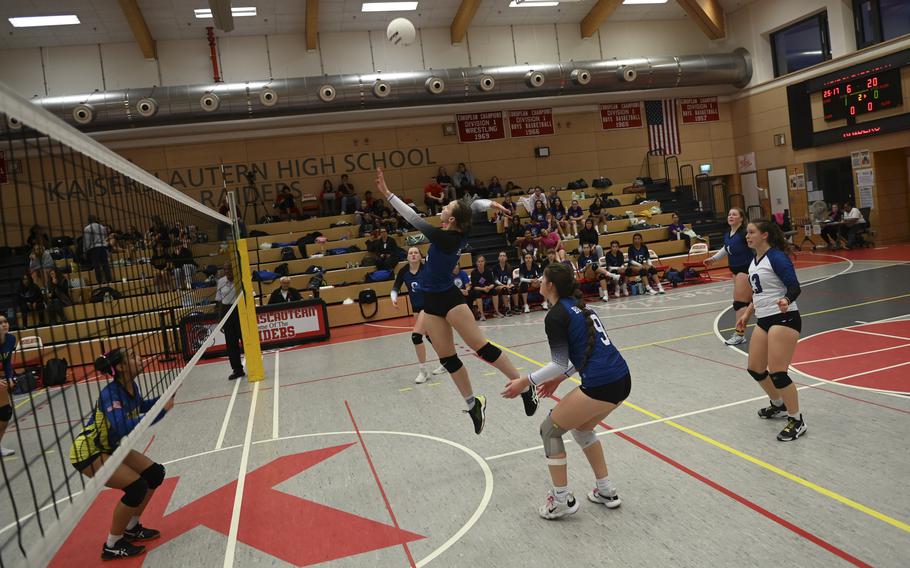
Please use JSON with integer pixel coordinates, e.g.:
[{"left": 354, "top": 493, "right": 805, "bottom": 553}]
[{"left": 386, "top": 17, "right": 416, "bottom": 46}]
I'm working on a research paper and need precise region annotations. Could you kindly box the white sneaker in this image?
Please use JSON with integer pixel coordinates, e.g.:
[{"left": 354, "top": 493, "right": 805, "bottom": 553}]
[
  {"left": 523, "top": 304, "right": 530, "bottom": 313},
  {"left": 657, "top": 286, "right": 665, "bottom": 295},
  {"left": 587, "top": 488, "right": 622, "bottom": 509},
  {"left": 620, "top": 285, "right": 628, "bottom": 297},
  {"left": 414, "top": 369, "right": 428, "bottom": 384},
  {"left": 432, "top": 365, "right": 447, "bottom": 375},
  {"left": 613, "top": 291, "right": 621, "bottom": 298},
  {"left": 646, "top": 287, "right": 658, "bottom": 296},
  {"left": 724, "top": 332, "right": 747, "bottom": 346},
  {"left": 479, "top": 314, "right": 486, "bottom": 321},
  {"left": 542, "top": 301, "right": 549, "bottom": 310},
  {"left": 601, "top": 292, "right": 609, "bottom": 302},
  {"left": 538, "top": 490, "right": 580, "bottom": 520},
  {"left": 1, "top": 447, "right": 15, "bottom": 457}
]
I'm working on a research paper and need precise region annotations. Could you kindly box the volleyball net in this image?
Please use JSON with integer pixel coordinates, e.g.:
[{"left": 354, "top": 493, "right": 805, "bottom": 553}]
[{"left": 0, "top": 80, "right": 256, "bottom": 566}]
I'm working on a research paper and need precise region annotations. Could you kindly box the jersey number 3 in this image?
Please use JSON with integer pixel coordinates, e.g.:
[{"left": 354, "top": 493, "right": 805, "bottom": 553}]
[
  {"left": 590, "top": 313, "right": 612, "bottom": 347},
  {"left": 750, "top": 274, "right": 763, "bottom": 294}
]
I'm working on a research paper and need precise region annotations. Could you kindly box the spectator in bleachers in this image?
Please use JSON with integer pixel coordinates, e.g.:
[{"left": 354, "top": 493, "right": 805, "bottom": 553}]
[
  {"left": 492, "top": 251, "right": 519, "bottom": 315},
  {"left": 539, "top": 227, "right": 563, "bottom": 257},
  {"left": 424, "top": 176, "right": 446, "bottom": 215},
  {"left": 505, "top": 181, "right": 522, "bottom": 196},
  {"left": 519, "top": 187, "right": 546, "bottom": 216},
  {"left": 577, "top": 242, "right": 611, "bottom": 301},
  {"left": 268, "top": 277, "right": 302, "bottom": 304},
  {"left": 627, "top": 233, "right": 665, "bottom": 295},
  {"left": 1, "top": 314, "right": 17, "bottom": 456},
  {"left": 151, "top": 243, "right": 173, "bottom": 293},
  {"left": 26, "top": 224, "right": 50, "bottom": 249},
  {"left": 518, "top": 252, "right": 544, "bottom": 313},
  {"left": 473, "top": 179, "right": 489, "bottom": 199},
  {"left": 28, "top": 243, "right": 55, "bottom": 290},
  {"left": 820, "top": 203, "right": 842, "bottom": 249},
  {"left": 371, "top": 198, "right": 399, "bottom": 233},
  {"left": 838, "top": 201, "right": 867, "bottom": 249},
  {"left": 550, "top": 197, "right": 570, "bottom": 238},
  {"left": 543, "top": 212, "right": 561, "bottom": 238},
  {"left": 84, "top": 215, "right": 113, "bottom": 284},
  {"left": 567, "top": 199, "right": 584, "bottom": 237},
  {"left": 436, "top": 166, "right": 455, "bottom": 202},
  {"left": 17, "top": 274, "right": 45, "bottom": 327},
  {"left": 546, "top": 187, "right": 559, "bottom": 208},
  {"left": 578, "top": 218, "right": 603, "bottom": 259},
  {"left": 452, "top": 264, "right": 470, "bottom": 299},
  {"left": 588, "top": 196, "right": 608, "bottom": 234},
  {"left": 367, "top": 228, "right": 403, "bottom": 270},
  {"left": 604, "top": 240, "right": 627, "bottom": 297},
  {"left": 320, "top": 179, "right": 338, "bottom": 217},
  {"left": 498, "top": 194, "right": 518, "bottom": 232},
  {"left": 668, "top": 213, "right": 692, "bottom": 250},
  {"left": 171, "top": 243, "right": 197, "bottom": 290},
  {"left": 45, "top": 268, "right": 73, "bottom": 324},
  {"left": 516, "top": 228, "right": 538, "bottom": 260},
  {"left": 453, "top": 163, "right": 475, "bottom": 198},
  {"left": 469, "top": 255, "right": 497, "bottom": 321},
  {"left": 488, "top": 176, "right": 504, "bottom": 198},
  {"left": 338, "top": 174, "right": 360, "bottom": 214},
  {"left": 530, "top": 200, "right": 548, "bottom": 232}
]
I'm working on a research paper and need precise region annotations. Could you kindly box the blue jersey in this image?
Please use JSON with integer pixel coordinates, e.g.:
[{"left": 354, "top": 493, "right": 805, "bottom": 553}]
[
  {"left": 393, "top": 264, "right": 425, "bottom": 308},
  {"left": 723, "top": 227, "right": 753, "bottom": 268},
  {"left": 545, "top": 298, "right": 629, "bottom": 387},
  {"left": 1, "top": 333, "right": 16, "bottom": 380}
]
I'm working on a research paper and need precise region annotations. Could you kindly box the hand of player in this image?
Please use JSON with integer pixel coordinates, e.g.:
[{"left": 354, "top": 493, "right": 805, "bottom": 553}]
[
  {"left": 391, "top": 297, "right": 399, "bottom": 309},
  {"left": 375, "top": 167, "right": 392, "bottom": 199},
  {"left": 537, "top": 376, "right": 565, "bottom": 399},
  {"left": 778, "top": 298, "right": 790, "bottom": 313},
  {"left": 735, "top": 313, "right": 749, "bottom": 333},
  {"left": 704, "top": 257, "right": 715, "bottom": 267},
  {"left": 490, "top": 201, "right": 509, "bottom": 215},
  {"left": 501, "top": 376, "right": 530, "bottom": 399}
]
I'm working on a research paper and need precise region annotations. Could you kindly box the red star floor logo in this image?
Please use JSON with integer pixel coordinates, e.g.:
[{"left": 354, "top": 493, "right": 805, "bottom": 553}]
[{"left": 50, "top": 443, "right": 424, "bottom": 567}]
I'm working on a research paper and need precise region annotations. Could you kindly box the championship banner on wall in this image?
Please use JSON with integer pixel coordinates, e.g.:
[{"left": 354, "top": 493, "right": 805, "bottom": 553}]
[
  {"left": 679, "top": 97, "right": 720, "bottom": 123},
  {"left": 179, "top": 299, "right": 330, "bottom": 359},
  {"left": 456, "top": 111, "right": 506, "bottom": 142},
  {"left": 508, "top": 108, "right": 554, "bottom": 137},
  {"left": 600, "top": 102, "right": 643, "bottom": 130}
]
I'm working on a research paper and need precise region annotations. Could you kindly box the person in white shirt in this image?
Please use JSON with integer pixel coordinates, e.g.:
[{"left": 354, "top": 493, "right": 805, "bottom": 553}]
[
  {"left": 215, "top": 266, "right": 244, "bottom": 381},
  {"left": 83, "top": 216, "right": 113, "bottom": 284},
  {"left": 838, "top": 201, "right": 867, "bottom": 249}
]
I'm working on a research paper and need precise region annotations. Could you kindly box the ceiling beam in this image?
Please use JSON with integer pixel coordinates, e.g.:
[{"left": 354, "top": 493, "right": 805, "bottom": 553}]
[
  {"left": 676, "top": 0, "right": 725, "bottom": 39},
  {"left": 580, "top": 0, "right": 623, "bottom": 39},
  {"left": 116, "top": 0, "right": 156, "bottom": 60},
  {"left": 306, "top": 0, "right": 319, "bottom": 51},
  {"left": 451, "top": 0, "right": 481, "bottom": 45}
]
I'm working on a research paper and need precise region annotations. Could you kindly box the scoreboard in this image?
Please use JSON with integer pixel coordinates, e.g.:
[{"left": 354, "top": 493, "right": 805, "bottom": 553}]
[{"left": 822, "top": 68, "right": 902, "bottom": 121}]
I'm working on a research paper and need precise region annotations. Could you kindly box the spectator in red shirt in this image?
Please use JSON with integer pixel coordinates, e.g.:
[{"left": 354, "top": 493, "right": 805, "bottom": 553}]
[{"left": 424, "top": 177, "right": 446, "bottom": 215}]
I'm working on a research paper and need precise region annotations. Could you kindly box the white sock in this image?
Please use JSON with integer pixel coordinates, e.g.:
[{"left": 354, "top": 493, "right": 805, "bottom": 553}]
[
  {"left": 106, "top": 534, "right": 122, "bottom": 548},
  {"left": 419, "top": 363, "right": 426, "bottom": 372},
  {"left": 771, "top": 398, "right": 784, "bottom": 407},
  {"left": 553, "top": 486, "right": 570, "bottom": 502},
  {"left": 595, "top": 476, "right": 614, "bottom": 495},
  {"left": 788, "top": 411, "right": 802, "bottom": 421},
  {"left": 126, "top": 516, "right": 140, "bottom": 530},
  {"left": 465, "top": 395, "right": 476, "bottom": 409}
]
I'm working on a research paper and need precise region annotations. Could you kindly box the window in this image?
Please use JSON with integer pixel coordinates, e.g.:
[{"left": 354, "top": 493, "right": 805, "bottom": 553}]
[
  {"left": 771, "top": 13, "right": 832, "bottom": 78},
  {"left": 855, "top": 0, "right": 910, "bottom": 48}
]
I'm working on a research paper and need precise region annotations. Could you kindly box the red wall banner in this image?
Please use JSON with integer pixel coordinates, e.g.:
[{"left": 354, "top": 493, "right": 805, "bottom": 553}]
[
  {"left": 600, "top": 102, "right": 643, "bottom": 130},
  {"left": 508, "top": 108, "right": 554, "bottom": 137},
  {"left": 679, "top": 97, "right": 720, "bottom": 123},
  {"left": 456, "top": 111, "right": 506, "bottom": 142}
]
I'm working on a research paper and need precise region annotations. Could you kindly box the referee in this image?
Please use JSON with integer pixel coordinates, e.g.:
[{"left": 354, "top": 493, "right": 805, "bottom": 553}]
[{"left": 216, "top": 264, "right": 245, "bottom": 381}]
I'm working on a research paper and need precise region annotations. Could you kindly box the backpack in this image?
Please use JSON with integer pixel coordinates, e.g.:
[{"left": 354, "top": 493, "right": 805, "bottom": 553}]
[
  {"left": 592, "top": 177, "right": 612, "bottom": 188},
  {"left": 281, "top": 247, "right": 295, "bottom": 261},
  {"left": 665, "top": 268, "right": 684, "bottom": 287},
  {"left": 405, "top": 234, "right": 429, "bottom": 246},
  {"left": 366, "top": 269, "right": 393, "bottom": 282},
  {"left": 249, "top": 230, "right": 268, "bottom": 237},
  {"left": 90, "top": 286, "right": 122, "bottom": 303},
  {"left": 275, "top": 263, "right": 290, "bottom": 276},
  {"left": 358, "top": 289, "right": 378, "bottom": 319},
  {"left": 12, "top": 371, "right": 38, "bottom": 395},
  {"left": 43, "top": 358, "right": 68, "bottom": 386},
  {"left": 252, "top": 270, "right": 280, "bottom": 282}
]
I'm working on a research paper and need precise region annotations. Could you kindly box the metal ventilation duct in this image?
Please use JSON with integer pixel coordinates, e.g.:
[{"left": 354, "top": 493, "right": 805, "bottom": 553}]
[{"left": 34, "top": 49, "right": 752, "bottom": 132}]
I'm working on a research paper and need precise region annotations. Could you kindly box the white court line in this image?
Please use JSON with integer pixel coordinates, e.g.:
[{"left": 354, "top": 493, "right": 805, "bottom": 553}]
[
  {"left": 215, "top": 377, "right": 242, "bottom": 450},
  {"left": 837, "top": 361, "right": 910, "bottom": 381},
  {"left": 843, "top": 328, "right": 910, "bottom": 341},
  {"left": 272, "top": 351, "right": 280, "bottom": 439},
  {"left": 794, "top": 342, "right": 910, "bottom": 365},
  {"left": 223, "top": 380, "right": 260, "bottom": 568}
]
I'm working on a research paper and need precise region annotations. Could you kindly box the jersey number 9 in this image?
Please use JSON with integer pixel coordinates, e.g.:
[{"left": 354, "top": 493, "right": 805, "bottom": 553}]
[{"left": 590, "top": 313, "right": 612, "bottom": 347}]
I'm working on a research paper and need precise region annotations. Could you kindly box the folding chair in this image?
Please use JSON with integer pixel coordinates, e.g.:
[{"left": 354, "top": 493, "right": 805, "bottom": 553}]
[{"left": 682, "top": 243, "right": 712, "bottom": 281}]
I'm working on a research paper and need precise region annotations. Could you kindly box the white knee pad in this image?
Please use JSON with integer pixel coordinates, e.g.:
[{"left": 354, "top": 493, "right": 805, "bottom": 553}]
[
  {"left": 540, "top": 414, "right": 568, "bottom": 458},
  {"left": 571, "top": 429, "right": 598, "bottom": 449}
]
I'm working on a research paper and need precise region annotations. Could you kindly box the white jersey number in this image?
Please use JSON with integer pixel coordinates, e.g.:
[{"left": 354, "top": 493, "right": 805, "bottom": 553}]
[{"left": 590, "top": 313, "right": 612, "bottom": 347}]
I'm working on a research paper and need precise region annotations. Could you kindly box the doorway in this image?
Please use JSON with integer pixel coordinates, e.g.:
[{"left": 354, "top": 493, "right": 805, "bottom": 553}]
[{"left": 804, "top": 157, "right": 853, "bottom": 206}]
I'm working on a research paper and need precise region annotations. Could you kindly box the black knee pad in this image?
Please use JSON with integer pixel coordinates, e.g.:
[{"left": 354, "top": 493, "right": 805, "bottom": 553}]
[
  {"left": 0, "top": 404, "right": 11, "bottom": 422},
  {"left": 411, "top": 332, "right": 424, "bottom": 345},
  {"left": 771, "top": 371, "right": 792, "bottom": 389},
  {"left": 476, "top": 342, "right": 502, "bottom": 363},
  {"left": 140, "top": 463, "right": 165, "bottom": 489},
  {"left": 121, "top": 477, "right": 149, "bottom": 508},
  {"left": 439, "top": 355, "right": 463, "bottom": 374},
  {"left": 748, "top": 369, "right": 769, "bottom": 382},
  {"left": 733, "top": 300, "right": 751, "bottom": 311},
  {"left": 424, "top": 334, "right": 432, "bottom": 345}
]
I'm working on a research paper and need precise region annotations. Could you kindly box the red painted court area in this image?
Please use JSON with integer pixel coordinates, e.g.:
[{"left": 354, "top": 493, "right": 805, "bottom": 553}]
[{"left": 793, "top": 320, "right": 910, "bottom": 393}]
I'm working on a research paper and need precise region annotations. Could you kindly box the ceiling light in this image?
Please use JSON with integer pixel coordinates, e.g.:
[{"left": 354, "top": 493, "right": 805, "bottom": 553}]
[
  {"left": 194, "top": 7, "right": 257, "bottom": 18},
  {"left": 361, "top": 2, "right": 419, "bottom": 12},
  {"left": 8, "top": 15, "right": 80, "bottom": 28},
  {"left": 509, "top": 1, "right": 560, "bottom": 7},
  {"left": 622, "top": 0, "right": 669, "bottom": 4}
]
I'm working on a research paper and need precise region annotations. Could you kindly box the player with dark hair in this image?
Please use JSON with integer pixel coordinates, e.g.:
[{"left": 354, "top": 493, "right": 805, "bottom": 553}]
[
  {"left": 705, "top": 208, "right": 753, "bottom": 345},
  {"left": 69, "top": 347, "right": 173, "bottom": 560},
  {"left": 392, "top": 246, "right": 436, "bottom": 384},
  {"left": 736, "top": 220, "right": 807, "bottom": 441},
  {"left": 376, "top": 167, "right": 538, "bottom": 433},
  {"left": 502, "top": 263, "right": 631, "bottom": 519}
]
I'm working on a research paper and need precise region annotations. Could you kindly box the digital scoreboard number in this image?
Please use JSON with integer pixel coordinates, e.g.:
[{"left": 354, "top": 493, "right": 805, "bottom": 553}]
[{"left": 822, "top": 68, "right": 903, "bottom": 121}]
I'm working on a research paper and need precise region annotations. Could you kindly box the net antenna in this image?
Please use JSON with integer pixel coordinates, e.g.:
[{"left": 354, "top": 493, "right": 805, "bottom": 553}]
[{"left": 0, "top": 78, "right": 235, "bottom": 567}]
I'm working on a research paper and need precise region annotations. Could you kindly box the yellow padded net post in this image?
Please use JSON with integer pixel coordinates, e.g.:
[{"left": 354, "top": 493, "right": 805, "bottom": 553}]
[{"left": 235, "top": 238, "right": 265, "bottom": 382}]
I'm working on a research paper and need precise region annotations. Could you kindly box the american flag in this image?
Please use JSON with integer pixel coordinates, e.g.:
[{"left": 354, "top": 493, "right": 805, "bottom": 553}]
[{"left": 645, "top": 100, "right": 680, "bottom": 156}]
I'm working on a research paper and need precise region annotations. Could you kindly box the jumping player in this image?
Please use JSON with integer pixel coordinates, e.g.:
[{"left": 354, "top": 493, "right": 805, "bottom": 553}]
[
  {"left": 736, "top": 220, "right": 807, "bottom": 442},
  {"left": 376, "top": 167, "right": 538, "bottom": 434},
  {"left": 391, "top": 246, "right": 437, "bottom": 384},
  {"left": 69, "top": 347, "right": 173, "bottom": 560},
  {"left": 705, "top": 208, "right": 753, "bottom": 345},
  {"left": 502, "top": 263, "right": 631, "bottom": 519}
]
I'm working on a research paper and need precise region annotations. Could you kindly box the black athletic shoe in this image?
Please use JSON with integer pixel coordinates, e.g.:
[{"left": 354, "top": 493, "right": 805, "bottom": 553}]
[
  {"left": 758, "top": 401, "right": 787, "bottom": 419},
  {"left": 124, "top": 523, "right": 160, "bottom": 542},
  {"left": 520, "top": 386, "right": 539, "bottom": 416},
  {"left": 464, "top": 395, "right": 487, "bottom": 434},
  {"left": 228, "top": 370, "right": 245, "bottom": 381},
  {"left": 777, "top": 417, "right": 807, "bottom": 442},
  {"left": 101, "top": 538, "right": 146, "bottom": 561}
]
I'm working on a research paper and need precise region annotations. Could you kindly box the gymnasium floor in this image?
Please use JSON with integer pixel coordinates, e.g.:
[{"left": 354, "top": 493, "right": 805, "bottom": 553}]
[{"left": 5, "top": 246, "right": 910, "bottom": 567}]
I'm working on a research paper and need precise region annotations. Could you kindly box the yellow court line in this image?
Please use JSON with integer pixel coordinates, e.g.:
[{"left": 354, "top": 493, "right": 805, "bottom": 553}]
[
  {"left": 494, "top": 342, "right": 910, "bottom": 535},
  {"left": 13, "top": 388, "right": 46, "bottom": 410}
]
